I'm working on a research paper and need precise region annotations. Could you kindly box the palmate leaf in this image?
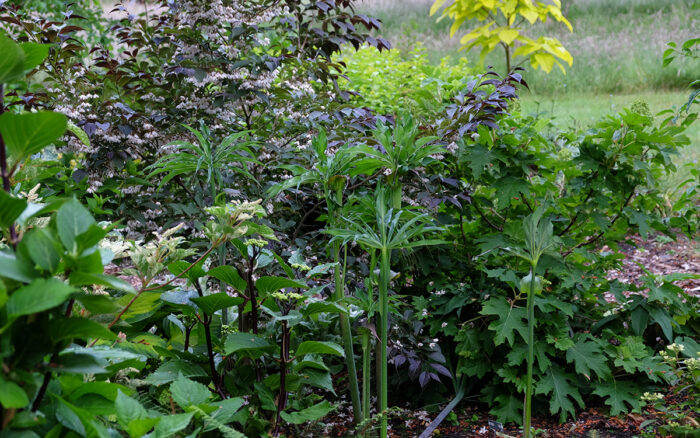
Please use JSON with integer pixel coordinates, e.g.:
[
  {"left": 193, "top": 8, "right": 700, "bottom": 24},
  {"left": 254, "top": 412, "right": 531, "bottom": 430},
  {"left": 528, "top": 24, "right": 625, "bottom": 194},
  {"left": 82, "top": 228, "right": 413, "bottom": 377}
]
[
  {"left": 490, "top": 394, "right": 522, "bottom": 425},
  {"left": 535, "top": 366, "right": 583, "bottom": 422},
  {"left": 592, "top": 380, "right": 641, "bottom": 416},
  {"left": 565, "top": 335, "right": 611, "bottom": 380},
  {"left": 480, "top": 296, "right": 527, "bottom": 346}
]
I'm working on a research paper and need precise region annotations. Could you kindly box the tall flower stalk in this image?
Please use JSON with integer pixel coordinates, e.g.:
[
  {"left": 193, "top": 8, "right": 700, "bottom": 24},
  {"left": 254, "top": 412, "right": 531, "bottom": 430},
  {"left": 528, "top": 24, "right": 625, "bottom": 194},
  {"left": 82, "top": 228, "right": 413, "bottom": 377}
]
[
  {"left": 511, "top": 207, "right": 555, "bottom": 437},
  {"left": 327, "top": 186, "right": 443, "bottom": 437}
]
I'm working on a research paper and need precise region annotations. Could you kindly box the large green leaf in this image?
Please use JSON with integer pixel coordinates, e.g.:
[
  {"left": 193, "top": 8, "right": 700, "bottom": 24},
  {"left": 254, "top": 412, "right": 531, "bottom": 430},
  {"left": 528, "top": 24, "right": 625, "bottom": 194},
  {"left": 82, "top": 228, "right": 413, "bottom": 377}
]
[
  {"left": 170, "top": 373, "right": 211, "bottom": 408},
  {"left": 145, "top": 360, "right": 207, "bottom": 385},
  {"left": 191, "top": 292, "right": 243, "bottom": 315},
  {"left": 565, "top": 336, "right": 611, "bottom": 380},
  {"left": 21, "top": 227, "right": 60, "bottom": 272},
  {"left": 0, "top": 191, "right": 27, "bottom": 229},
  {"left": 535, "top": 367, "right": 583, "bottom": 422},
  {"left": 19, "top": 42, "right": 49, "bottom": 71},
  {"left": 0, "top": 250, "right": 35, "bottom": 283},
  {"left": 0, "top": 377, "right": 29, "bottom": 409},
  {"left": 0, "top": 34, "right": 25, "bottom": 83},
  {"left": 153, "top": 413, "right": 193, "bottom": 438},
  {"left": 224, "top": 332, "right": 271, "bottom": 355},
  {"left": 115, "top": 390, "right": 147, "bottom": 430},
  {"left": 255, "top": 276, "right": 307, "bottom": 296},
  {"left": 0, "top": 111, "right": 67, "bottom": 161},
  {"left": 207, "top": 265, "right": 247, "bottom": 291},
  {"left": 6, "top": 278, "right": 75, "bottom": 316},
  {"left": 69, "top": 272, "right": 136, "bottom": 293},
  {"left": 295, "top": 341, "right": 344, "bottom": 357},
  {"left": 592, "top": 380, "right": 641, "bottom": 416},
  {"left": 280, "top": 400, "right": 334, "bottom": 424},
  {"left": 56, "top": 198, "right": 95, "bottom": 253},
  {"left": 49, "top": 317, "right": 116, "bottom": 342},
  {"left": 480, "top": 296, "right": 527, "bottom": 346}
]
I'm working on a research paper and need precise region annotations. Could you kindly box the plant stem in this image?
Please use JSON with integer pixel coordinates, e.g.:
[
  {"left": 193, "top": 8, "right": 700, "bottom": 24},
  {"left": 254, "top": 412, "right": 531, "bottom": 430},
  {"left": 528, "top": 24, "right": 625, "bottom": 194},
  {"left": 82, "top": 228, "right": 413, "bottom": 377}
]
[
  {"left": 331, "top": 186, "right": 362, "bottom": 424},
  {"left": 524, "top": 265, "right": 536, "bottom": 438},
  {"left": 378, "top": 247, "right": 390, "bottom": 438},
  {"left": 361, "top": 330, "right": 371, "bottom": 420},
  {"left": 273, "top": 320, "right": 290, "bottom": 436}
]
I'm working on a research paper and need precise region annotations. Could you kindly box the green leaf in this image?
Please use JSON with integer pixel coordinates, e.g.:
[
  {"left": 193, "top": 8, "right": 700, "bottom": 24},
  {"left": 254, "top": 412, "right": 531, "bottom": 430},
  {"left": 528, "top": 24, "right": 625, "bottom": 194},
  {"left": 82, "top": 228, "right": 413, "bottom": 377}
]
[
  {"left": 170, "top": 373, "right": 211, "bottom": 408},
  {"left": 630, "top": 306, "right": 649, "bottom": 336},
  {"left": 303, "top": 301, "right": 347, "bottom": 316},
  {"left": 592, "top": 380, "right": 641, "bottom": 416},
  {"left": 145, "top": 360, "right": 208, "bottom": 385},
  {"left": 280, "top": 400, "right": 334, "bottom": 424},
  {"left": 56, "top": 198, "right": 95, "bottom": 253},
  {"left": 490, "top": 394, "right": 522, "bottom": 425},
  {"left": 49, "top": 317, "right": 116, "bottom": 342},
  {"left": 0, "top": 250, "right": 35, "bottom": 283},
  {"left": 207, "top": 265, "right": 247, "bottom": 291},
  {"left": 299, "top": 369, "right": 336, "bottom": 394},
  {"left": 168, "top": 260, "right": 206, "bottom": 284},
  {"left": 565, "top": 336, "right": 611, "bottom": 380},
  {"left": 295, "top": 341, "right": 344, "bottom": 357},
  {"left": 53, "top": 352, "right": 107, "bottom": 374},
  {"left": 67, "top": 120, "right": 90, "bottom": 148},
  {"left": 224, "top": 332, "right": 271, "bottom": 355},
  {"left": 647, "top": 306, "right": 675, "bottom": 342},
  {"left": 191, "top": 292, "right": 243, "bottom": 315},
  {"left": 6, "top": 278, "right": 75, "bottom": 316},
  {"left": 0, "top": 34, "right": 25, "bottom": 84},
  {"left": 19, "top": 42, "right": 49, "bottom": 71},
  {"left": 0, "top": 377, "right": 30, "bottom": 408},
  {"left": 127, "top": 418, "right": 159, "bottom": 438},
  {"left": 535, "top": 367, "right": 583, "bottom": 422},
  {"left": 115, "top": 390, "right": 147, "bottom": 430},
  {"left": 0, "top": 111, "right": 67, "bottom": 161},
  {"left": 255, "top": 276, "right": 307, "bottom": 296},
  {"left": 21, "top": 228, "right": 60, "bottom": 272},
  {"left": 153, "top": 412, "right": 194, "bottom": 438},
  {"left": 480, "top": 296, "right": 527, "bottom": 346},
  {"left": 69, "top": 272, "right": 136, "bottom": 293},
  {"left": 206, "top": 397, "right": 245, "bottom": 424},
  {"left": 0, "top": 191, "right": 27, "bottom": 228}
]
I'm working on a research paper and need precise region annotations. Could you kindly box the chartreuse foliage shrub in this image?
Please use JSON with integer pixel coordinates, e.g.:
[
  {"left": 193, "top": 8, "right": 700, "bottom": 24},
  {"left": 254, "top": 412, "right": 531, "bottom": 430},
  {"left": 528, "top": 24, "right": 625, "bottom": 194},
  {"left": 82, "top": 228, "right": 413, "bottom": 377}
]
[
  {"left": 430, "top": 0, "right": 573, "bottom": 73},
  {"left": 336, "top": 43, "right": 472, "bottom": 115}
]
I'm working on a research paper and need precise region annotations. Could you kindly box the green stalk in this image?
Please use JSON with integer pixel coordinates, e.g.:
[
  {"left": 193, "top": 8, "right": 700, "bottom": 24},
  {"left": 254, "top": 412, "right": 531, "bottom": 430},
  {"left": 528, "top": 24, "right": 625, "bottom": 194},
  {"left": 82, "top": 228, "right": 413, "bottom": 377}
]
[
  {"left": 378, "top": 247, "right": 390, "bottom": 438},
  {"left": 332, "top": 187, "right": 363, "bottom": 424},
  {"left": 524, "top": 264, "right": 536, "bottom": 438},
  {"left": 361, "top": 330, "right": 371, "bottom": 420},
  {"left": 390, "top": 179, "right": 401, "bottom": 210},
  {"left": 210, "top": 179, "right": 228, "bottom": 327}
]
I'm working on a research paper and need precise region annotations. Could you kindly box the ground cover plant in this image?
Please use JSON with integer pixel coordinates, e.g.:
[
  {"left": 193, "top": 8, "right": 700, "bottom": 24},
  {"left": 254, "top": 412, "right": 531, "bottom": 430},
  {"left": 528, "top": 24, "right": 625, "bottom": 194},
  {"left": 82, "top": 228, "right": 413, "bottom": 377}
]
[{"left": 0, "top": 0, "right": 699, "bottom": 437}]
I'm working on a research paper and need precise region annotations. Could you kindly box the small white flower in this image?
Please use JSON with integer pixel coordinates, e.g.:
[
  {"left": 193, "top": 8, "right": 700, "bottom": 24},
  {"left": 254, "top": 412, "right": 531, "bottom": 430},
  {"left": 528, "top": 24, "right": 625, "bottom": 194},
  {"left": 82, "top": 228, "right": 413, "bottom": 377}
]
[{"left": 441, "top": 322, "right": 448, "bottom": 328}]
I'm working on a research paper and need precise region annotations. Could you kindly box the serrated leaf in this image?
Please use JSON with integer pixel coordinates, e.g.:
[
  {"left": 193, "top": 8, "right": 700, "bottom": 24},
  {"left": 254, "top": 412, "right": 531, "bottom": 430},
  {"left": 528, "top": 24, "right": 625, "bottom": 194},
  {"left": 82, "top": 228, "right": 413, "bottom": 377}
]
[
  {"left": 490, "top": 394, "right": 521, "bottom": 425},
  {"left": 480, "top": 296, "right": 527, "bottom": 346},
  {"left": 170, "top": 373, "right": 211, "bottom": 408},
  {"left": 153, "top": 412, "right": 193, "bottom": 438},
  {"left": 191, "top": 292, "right": 243, "bottom": 315},
  {"left": 6, "top": 278, "right": 75, "bottom": 316},
  {"left": 145, "top": 360, "right": 207, "bottom": 385},
  {"left": 592, "top": 380, "right": 641, "bottom": 416},
  {"left": 224, "top": 332, "right": 271, "bottom": 355},
  {"left": 280, "top": 400, "right": 334, "bottom": 424},
  {"left": 207, "top": 265, "right": 247, "bottom": 291},
  {"left": 255, "top": 276, "right": 307, "bottom": 296},
  {"left": 56, "top": 198, "right": 95, "bottom": 253},
  {"left": 0, "top": 111, "right": 67, "bottom": 161},
  {"left": 49, "top": 317, "right": 116, "bottom": 342},
  {"left": 535, "top": 367, "right": 583, "bottom": 422},
  {"left": 565, "top": 336, "right": 611, "bottom": 380},
  {"left": 296, "top": 341, "right": 344, "bottom": 357},
  {"left": 115, "top": 390, "right": 147, "bottom": 430}
]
